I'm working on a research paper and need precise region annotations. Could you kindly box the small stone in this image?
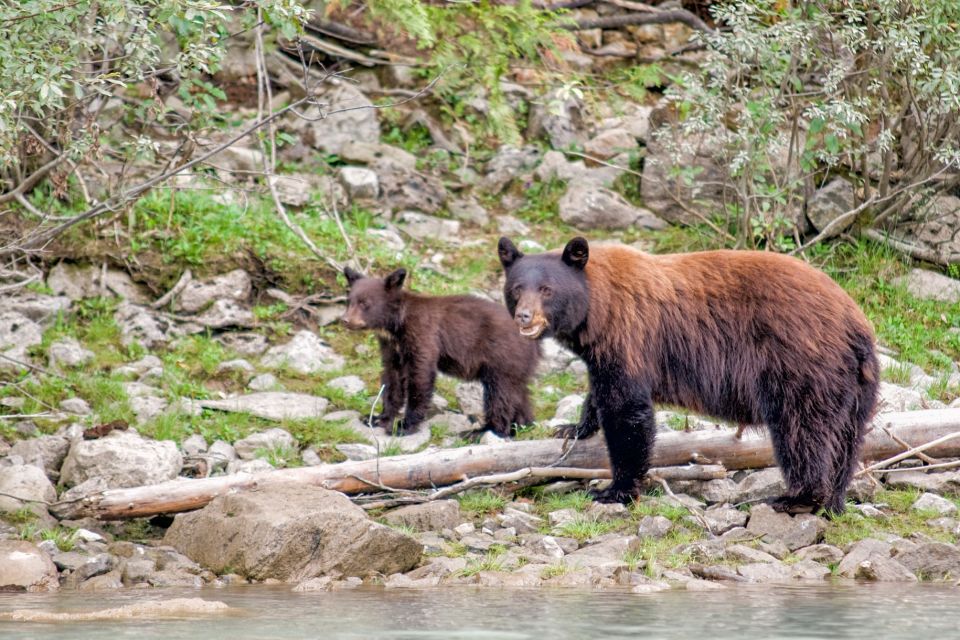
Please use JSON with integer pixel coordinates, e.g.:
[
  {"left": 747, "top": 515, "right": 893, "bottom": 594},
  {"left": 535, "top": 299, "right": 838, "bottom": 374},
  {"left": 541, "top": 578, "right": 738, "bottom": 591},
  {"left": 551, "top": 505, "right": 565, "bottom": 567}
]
[
  {"left": 795, "top": 544, "right": 844, "bottom": 565},
  {"left": 733, "top": 468, "right": 787, "bottom": 503},
  {"left": 182, "top": 434, "right": 208, "bottom": 456},
  {"left": 177, "top": 270, "right": 251, "bottom": 313},
  {"left": 454, "top": 381, "right": 484, "bottom": 420},
  {"left": 396, "top": 211, "right": 461, "bottom": 243},
  {"left": 453, "top": 522, "right": 476, "bottom": 538},
  {"left": 248, "top": 373, "right": 279, "bottom": 391},
  {"left": 48, "top": 338, "right": 94, "bottom": 368},
  {"left": 215, "top": 359, "right": 255, "bottom": 375},
  {"left": 583, "top": 128, "right": 638, "bottom": 160},
  {"left": 495, "top": 215, "right": 530, "bottom": 236},
  {"left": 911, "top": 492, "right": 958, "bottom": 516},
  {"left": 335, "top": 443, "right": 378, "bottom": 461},
  {"left": 327, "top": 375, "right": 366, "bottom": 396},
  {"left": 548, "top": 508, "right": 579, "bottom": 527},
  {"left": 637, "top": 515, "right": 672, "bottom": 539},
  {"left": 448, "top": 198, "right": 489, "bottom": 226},
  {"left": 339, "top": 167, "right": 380, "bottom": 199},
  {"left": 226, "top": 459, "right": 274, "bottom": 475},
  {"left": 737, "top": 561, "right": 794, "bottom": 583},
  {"left": 260, "top": 330, "right": 345, "bottom": 375},
  {"left": 60, "top": 397, "right": 92, "bottom": 415},
  {"left": 702, "top": 506, "right": 748, "bottom": 534},
  {"left": 0, "top": 312, "right": 43, "bottom": 370},
  {"left": 233, "top": 428, "right": 297, "bottom": 460},
  {"left": 301, "top": 449, "right": 322, "bottom": 466},
  {"left": 0, "top": 541, "right": 60, "bottom": 592},
  {"left": 201, "top": 392, "right": 329, "bottom": 422},
  {"left": 807, "top": 177, "right": 855, "bottom": 232},
  {"left": 208, "top": 440, "right": 237, "bottom": 463}
]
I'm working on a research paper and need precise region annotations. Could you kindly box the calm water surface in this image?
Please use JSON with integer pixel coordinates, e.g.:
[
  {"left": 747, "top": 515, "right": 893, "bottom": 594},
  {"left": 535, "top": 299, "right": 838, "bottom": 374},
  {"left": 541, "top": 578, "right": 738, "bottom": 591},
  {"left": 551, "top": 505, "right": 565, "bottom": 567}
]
[{"left": 2, "top": 583, "right": 959, "bottom": 640}]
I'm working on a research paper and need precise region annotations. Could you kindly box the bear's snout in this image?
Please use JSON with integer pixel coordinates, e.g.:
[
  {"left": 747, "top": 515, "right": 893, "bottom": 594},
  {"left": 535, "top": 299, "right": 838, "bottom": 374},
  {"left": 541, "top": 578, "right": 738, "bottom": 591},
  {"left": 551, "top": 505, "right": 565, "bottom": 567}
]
[
  {"left": 513, "top": 300, "right": 548, "bottom": 339},
  {"left": 340, "top": 308, "right": 367, "bottom": 330}
]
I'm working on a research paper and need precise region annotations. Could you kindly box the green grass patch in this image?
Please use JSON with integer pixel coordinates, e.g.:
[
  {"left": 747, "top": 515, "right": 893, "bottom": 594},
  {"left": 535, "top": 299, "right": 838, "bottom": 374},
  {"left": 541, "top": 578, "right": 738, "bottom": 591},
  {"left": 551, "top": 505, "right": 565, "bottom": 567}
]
[
  {"left": 457, "top": 546, "right": 508, "bottom": 577},
  {"left": 458, "top": 490, "right": 507, "bottom": 516},
  {"left": 540, "top": 563, "right": 572, "bottom": 580},
  {"left": 555, "top": 514, "right": 625, "bottom": 543},
  {"left": 624, "top": 529, "right": 700, "bottom": 577},
  {"left": 631, "top": 499, "right": 690, "bottom": 523},
  {"left": 539, "top": 490, "right": 594, "bottom": 515}
]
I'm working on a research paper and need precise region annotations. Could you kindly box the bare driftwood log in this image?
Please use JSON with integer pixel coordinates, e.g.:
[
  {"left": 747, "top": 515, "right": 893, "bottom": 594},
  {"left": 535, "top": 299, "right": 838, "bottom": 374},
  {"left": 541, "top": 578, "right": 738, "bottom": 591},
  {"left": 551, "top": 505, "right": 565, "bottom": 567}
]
[{"left": 51, "top": 409, "right": 960, "bottom": 520}]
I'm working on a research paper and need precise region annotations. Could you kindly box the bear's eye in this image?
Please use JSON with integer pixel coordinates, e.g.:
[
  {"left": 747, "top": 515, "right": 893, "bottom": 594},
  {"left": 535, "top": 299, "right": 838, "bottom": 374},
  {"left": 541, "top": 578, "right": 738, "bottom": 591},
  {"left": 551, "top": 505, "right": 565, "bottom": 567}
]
[
  {"left": 539, "top": 285, "right": 553, "bottom": 298},
  {"left": 359, "top": 299, "right": 369, "bottom": 310}
]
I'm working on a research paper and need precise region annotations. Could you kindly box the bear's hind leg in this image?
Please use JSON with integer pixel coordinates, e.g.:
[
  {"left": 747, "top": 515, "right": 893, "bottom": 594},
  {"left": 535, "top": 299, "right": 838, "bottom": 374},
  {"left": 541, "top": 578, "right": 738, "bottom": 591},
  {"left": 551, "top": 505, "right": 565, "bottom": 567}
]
[
  {"left": 480, "top": 375, "right": 519, "bottom": 437},
  {"left": 766, "top": 407, "right": 835, "bottom": 515}
]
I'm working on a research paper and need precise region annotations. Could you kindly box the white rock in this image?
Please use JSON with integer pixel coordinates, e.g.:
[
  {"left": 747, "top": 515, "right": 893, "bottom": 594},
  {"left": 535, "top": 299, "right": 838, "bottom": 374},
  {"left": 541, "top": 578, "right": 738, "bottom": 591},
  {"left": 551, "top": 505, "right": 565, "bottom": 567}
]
[
  {"left": 60, "top": 397, "right": 92, "bottom": 415},
  {"left": 550, "top": 395, "right": 584, "bottom": 426},
  {"left": 0, "top": 464, "right": 57, "bottom": 517},
  {"left": 327, "top": 375, "right": 366, "bottom": 396},
  {"left": 0, "top": 312, "right": 43, "bottom": 370},
  {"left": 200, "top": 392, "right": 329, "bottom": 422},
  {"left": 48, "top": 338, "right": 94, "bottom": 368},
  {"left": 248, "top": 373, "right": 280, "bottom": 391},
  {"left": 912, "top": 492, "right": 958, "bottom": 516},
  {"left": 59, "top": 430, "right": 183, "bottom": 489},
  {"left": 339, "top": 167, "right": 380, "bottom": 199},
  {"left": 260, "top": 330, "right": 345, "bottom": 375},
  {"left": 215, "top": 359, "right": 256, "bottom": 375},
  {"left": 894, "top": 268, "right": 960, "bottom": 304},
  {"left": 233, "top": 428, "right": 298, "bottom": 460},
  {"left": 176, "top": 270, "right": 251, "bottom": 313},
  {"left": 455, "top": 382, "right": 484, "bottom": 420},
  {"left": 396, "top": 211, "right": 461, "bottom": 243},
  {"left": 182, "top": 434, "right": 208, "bottom": 456}
]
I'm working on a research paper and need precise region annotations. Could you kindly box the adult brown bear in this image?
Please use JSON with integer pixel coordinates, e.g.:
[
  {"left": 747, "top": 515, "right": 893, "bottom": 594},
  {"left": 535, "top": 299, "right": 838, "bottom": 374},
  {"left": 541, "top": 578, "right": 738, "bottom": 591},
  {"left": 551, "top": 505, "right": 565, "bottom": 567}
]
[
  {"left": 341, "top": 267, "right": 539, "bottom": 436},
  {"left": 498, "top": 236, "right": 879, "bottom": 514}
]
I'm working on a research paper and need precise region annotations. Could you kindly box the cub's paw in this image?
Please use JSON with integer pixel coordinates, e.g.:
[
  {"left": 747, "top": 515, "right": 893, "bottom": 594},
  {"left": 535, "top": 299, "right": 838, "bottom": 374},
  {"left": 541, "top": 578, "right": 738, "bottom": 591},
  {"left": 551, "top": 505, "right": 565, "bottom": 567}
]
[
  {"left": 588, "top": 484, "right": 639, "bottom": 505},
  {"left": 766, "top": 495, "right": 819, "bottom": 515},
  {"left": 371, "top": 413, "right": 397, "bottom": 431},
  {"left": 553, "top": 423, "right": 598, "bottom": 440}
]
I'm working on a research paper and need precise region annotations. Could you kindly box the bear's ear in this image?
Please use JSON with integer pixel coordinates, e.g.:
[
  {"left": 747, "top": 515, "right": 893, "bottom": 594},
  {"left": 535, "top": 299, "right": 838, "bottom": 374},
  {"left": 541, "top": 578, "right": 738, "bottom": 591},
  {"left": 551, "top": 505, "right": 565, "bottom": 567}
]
[
  {"left": 384, "top": 268, "right": 406, "bottom": 290},
  {"left": 343, "top": 267, "right": 363, "bottom": 286},
  {"left": 498, "top": 237, "right": 524, "bottom": 269},
  {"left": 562, "top": 237, "right": 589, "bottom": 270}
]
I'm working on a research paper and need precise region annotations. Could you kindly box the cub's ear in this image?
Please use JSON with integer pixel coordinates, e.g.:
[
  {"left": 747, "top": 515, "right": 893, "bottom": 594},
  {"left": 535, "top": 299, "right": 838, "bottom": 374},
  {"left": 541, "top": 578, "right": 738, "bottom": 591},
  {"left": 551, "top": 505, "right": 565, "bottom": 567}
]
[
  {"left": 343, "top": 267, "right": 363, "bottom": 286},
  {"left": 562, "top": 237, "right": 589, "bottom": 270},
  {"left": 498, "top": 237, "right": 523, "bottom": 269},
  {"left": 384, "top": 268, "right": 406, "bottom": 290}
]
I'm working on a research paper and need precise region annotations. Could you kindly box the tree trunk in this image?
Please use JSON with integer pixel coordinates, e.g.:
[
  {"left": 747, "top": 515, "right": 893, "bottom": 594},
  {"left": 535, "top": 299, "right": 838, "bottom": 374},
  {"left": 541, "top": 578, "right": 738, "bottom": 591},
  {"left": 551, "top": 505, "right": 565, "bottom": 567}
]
[{"left": 51, "top": 409, "right": 960, "bottom": 520}]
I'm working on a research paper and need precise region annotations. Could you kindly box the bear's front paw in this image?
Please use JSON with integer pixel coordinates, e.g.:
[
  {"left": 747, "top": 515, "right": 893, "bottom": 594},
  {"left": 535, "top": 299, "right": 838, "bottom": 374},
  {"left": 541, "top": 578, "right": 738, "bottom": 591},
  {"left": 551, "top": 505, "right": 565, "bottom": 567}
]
[
  {"left": 371, "top": 413, "right": 397, "bottom": 431},
  {"left": 766, "top": 495, "right": 820, "bottom": 515},
  {"left": 553, "top": 423, "right": 598, "bottom": 440},
  {"left": 588, "top": 484, "right": 640, "bottom": 505}
]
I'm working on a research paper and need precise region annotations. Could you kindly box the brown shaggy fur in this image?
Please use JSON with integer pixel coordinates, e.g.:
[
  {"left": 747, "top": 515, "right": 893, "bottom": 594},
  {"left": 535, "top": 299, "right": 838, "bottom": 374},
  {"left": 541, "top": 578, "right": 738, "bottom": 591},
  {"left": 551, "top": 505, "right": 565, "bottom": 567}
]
[{"left": 499, "top": 237, "right": 879, "bottom": 513}]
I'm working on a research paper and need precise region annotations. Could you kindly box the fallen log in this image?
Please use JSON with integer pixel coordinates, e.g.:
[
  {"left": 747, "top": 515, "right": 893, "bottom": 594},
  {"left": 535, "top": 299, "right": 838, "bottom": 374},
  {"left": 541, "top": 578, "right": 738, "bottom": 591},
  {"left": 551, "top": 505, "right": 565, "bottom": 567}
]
[{"left": 51, "top": 409, "right": 960, "bottom": 520}]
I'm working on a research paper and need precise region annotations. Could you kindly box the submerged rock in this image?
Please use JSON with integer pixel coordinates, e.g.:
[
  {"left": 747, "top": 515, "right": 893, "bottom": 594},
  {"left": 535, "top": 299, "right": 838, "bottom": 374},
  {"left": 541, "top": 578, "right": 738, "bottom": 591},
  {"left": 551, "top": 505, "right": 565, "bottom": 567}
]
[{"left": 163, "top": 484, "right": 421, "bottom": 580}]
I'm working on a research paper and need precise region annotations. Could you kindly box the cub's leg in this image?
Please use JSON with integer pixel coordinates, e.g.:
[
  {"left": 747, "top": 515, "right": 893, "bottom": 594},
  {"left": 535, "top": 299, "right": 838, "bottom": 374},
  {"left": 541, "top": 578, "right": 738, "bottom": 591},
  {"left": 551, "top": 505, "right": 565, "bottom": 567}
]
[
  {"left": 554, "top": 391, "right": 600, "bottom": 440},
  {"left": 400, "top": 347, "right": 439, "bottom": 433},
  {"left": 372, "top": 337, "right": 405, "bottom": 431}
]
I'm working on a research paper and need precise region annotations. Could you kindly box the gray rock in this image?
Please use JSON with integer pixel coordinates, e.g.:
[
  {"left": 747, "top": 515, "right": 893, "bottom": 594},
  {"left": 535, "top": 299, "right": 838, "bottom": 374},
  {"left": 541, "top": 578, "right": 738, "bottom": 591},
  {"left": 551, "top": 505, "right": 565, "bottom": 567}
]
[
  {"left": 425, "top": 412, "right": 474, "bottom": 436},
  {"left": 182, "top": 434, "right": 208, "bottom": 456},
  {"left": 233, "top": 428, "right": 297, "bottom": 460},
  {"left": 525, "top": 535, "right": 565, "bottom": 559},
  {"left": 564, "top": 536, "right": 641, "bottom": 569},
  {"left": 397, "top": 211, "right": 460, "bottom": 243},
  {"left": 59, "top": 552, "right": 116, "bottom": 585},
  {"left": 733, "top": 468, "right": 787, "bottom": 503},
  {"left": 11, "top": 435, "right": 71, "bottom": 479},
  {"left": 60, "top": 397, "right": 92, "bottom": 415},
  {"left": 885, "top": 470, "right": 960, "bottom": 493},
  {"left": 113, "top": 354, "right": 163, "bottom": 378},
  {"left": 248, "top": 373, "right": 279, "bottom": 391},
  {"left": 724, "top": 544, "right": 780, "bottom": 565},
  {"left": 548, "top": 508, "right": 579, "bottom": 527},
  {"left": 637, "top": 515, "right": 673, "bottom": 539},
  {"left": 0, "top": 541, "right": 59, "bottom": 591},
  {"left": 47, "top": 262, "right": 147, "bottom": 303},
  {"left": 190, "top": 299, "right": 255, "bottom": 330},
  {"left": 165, "top": 484, "right": 421, "bottom": 580},
  {"left": 737, "top": 561, "right": 794, "bottom": 583},
  {"left": 226, "top": 459, "right": 274, "bottom": 475},
  {"left": 115, "top": 302, "right": 179, "bottom": 348},
  {"left": 837, "top": 539, "right": 893, "bottom": 578},
  {"left": 791, "top": 559, "right": 832, "bottom": 581},
  {"left": 48, "top": 338, "right": 94, "bottom": 368},
  {"left": 482, "top": 146, "right": 542, "bottom": 193},
  {"left": 335, "top": 443, "right": 378, "bottom": 461},
  {"left": 527, "top": 88, "right": 588, "bottom": 149},
  {"left": 260, "top": 330, "right": 345, "bottom": 375},
  {"left": 795, "top": 544, "right": 844, "bottom": 565},
  {"left": 559, "top": 183, "right": 666, "bottom": 230},
  {"left": 266, "top": 174, "right": 335, "bottom": 208},
  {"left": 4, "top": 293, "right": 71, "bottom": 324},
  {"left": 911, "top": 492, "right": 958, "bottom": 516},
  {"left": 199, "top": 391, "right": 330, "bottom": 421},
  {"left": 129, "top": 394, "right": 168, "bottom": 425},
  {"left": 495, "top": 215, "right": 530, "bottom": 236},
  {"left": 583, "top": 128, "right": 638, "bottom": 160},
  {"left": 210, "top": 144, "right": 264, "bottom": 174},
  {"left": 587, "top": 503, "right": 629, "bottom": 521},
  {"left": 534, "top": 150, "right": 620, "bottom": 186},
  {"left": 208, "top": 440, "right": 237, "bottom": 463},
  {"left": 448, "top": 198, "right": 489, "bottom": 226},
  {"left": 702, "top": 506, "right": 748, "bottom": 534},
  {"left": 339, "top": 166, "right": 380, "bottom": 199},
  {"left": 854, "top": 555, "right": 918, "bottom": 582},
  {"left": 60, "top": 430, "right": 182, "bottom": 489},
  {"left": 454, "top": 381, "right": 484, "bottom": 420},
  {"left": 499, "top": 509, "right": 544, "bottom": 534},
  {"left": 641, "top": 133, "right": 730, "bottom": 225},
  {"left": 746, "top": 504, "right": 826, "bottom": 551},
  {"left": 620, "top": 105, "right": 653, "bottom": 142},
  {"left": 384, "top": 501, "right": 462, "bottom": 532},
  {"left": 376, "top": 163, "right": 447, "bottom": 214},
  {"left": 453, "top": 522, "right": 476, "bottom": 537},
  {"left": 327, "top": 375, "right": 366, "bottom": 396},
  {"left": 215, "top": 359, "right": 255, "bottom": 376},
  {"left": 894, "top": 194, "right": 960, "bottom": 267},
  {"left": 807, "top": 178, "right": 855, "bottom": 232},
  {"left": 895, "top": 542, "right": 960, "bottom": 580},
  {"left": 218, "top": 332, "right": 269, "bottom": 357},
  {"left": 0, "top": 311, "right": 43, "bottom": 370},
  {"left": 0, "top": 464, "right": 57, "bottom": 518},
  {"left": 176, "top": 270, "right": 251, "bottom": 313},
  {"left": 877, "top": 381, "right": 927, "bottom": 413},
  {"left": 292, "top": 81, "right": 380, "bottom": 156},
  {"left": 301, "top": 448, "right": 322, "bottom": 466},
  {"left": 894, "top": 268, "right": 960, "bottom": 304},
  {"left": 340, "top": 141, "right": 417, "bottom": 171}
]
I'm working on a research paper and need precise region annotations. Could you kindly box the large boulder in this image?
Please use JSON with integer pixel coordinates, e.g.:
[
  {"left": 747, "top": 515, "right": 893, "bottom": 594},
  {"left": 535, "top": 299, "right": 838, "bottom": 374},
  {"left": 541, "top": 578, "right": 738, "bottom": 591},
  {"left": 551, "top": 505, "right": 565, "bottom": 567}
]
[
  {"left": 289, "top": 81, "right": 380, "bottom": 155},
  {"left": 163, "top": 484, "right": 421, "bottom": 580},
  {"left": 640, "top": 133, "right": 731, "bottom": 226},
  {"left": 0, "top": 464, "right": 57, "bottom": 519},
  {"left": 806, "top": 178, "right": 855, "bottom": 232},
  {"left": 0, "top": 541, "right": 60, "bottom": 592},
  {"left": 895, "top": 543, "right": 960, "bottom": 580},
  {"left": 559, "top": 182, "right": 666, "bottom": 230},
  {"left": 59, "top": 430, "right": 182, "bottom": 489}
]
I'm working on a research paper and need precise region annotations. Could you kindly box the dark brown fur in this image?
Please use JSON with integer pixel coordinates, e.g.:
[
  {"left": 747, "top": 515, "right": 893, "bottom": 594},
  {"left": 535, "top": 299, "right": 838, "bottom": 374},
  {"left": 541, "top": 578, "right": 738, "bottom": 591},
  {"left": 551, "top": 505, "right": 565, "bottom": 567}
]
[
  {"left": 342, "top": 267, "right": 539, "bottom": 435},
  {"left": 499, "top": 237, "right": 879, "bottom": 514}
]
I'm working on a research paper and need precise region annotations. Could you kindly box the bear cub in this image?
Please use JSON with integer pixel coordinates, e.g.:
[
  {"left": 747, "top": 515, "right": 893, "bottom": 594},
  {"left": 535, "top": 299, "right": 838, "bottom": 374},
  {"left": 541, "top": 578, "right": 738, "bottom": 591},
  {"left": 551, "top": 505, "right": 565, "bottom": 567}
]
[{"left": 341, "top": 267, "right": 539, "bottom": 436}]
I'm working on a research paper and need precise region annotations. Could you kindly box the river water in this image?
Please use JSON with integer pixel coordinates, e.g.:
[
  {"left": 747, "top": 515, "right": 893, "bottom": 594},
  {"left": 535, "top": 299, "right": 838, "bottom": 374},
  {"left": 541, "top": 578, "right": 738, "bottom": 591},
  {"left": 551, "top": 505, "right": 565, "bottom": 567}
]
[{"left": 1, "top": 583, "right": 958, "bottom": 640}]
